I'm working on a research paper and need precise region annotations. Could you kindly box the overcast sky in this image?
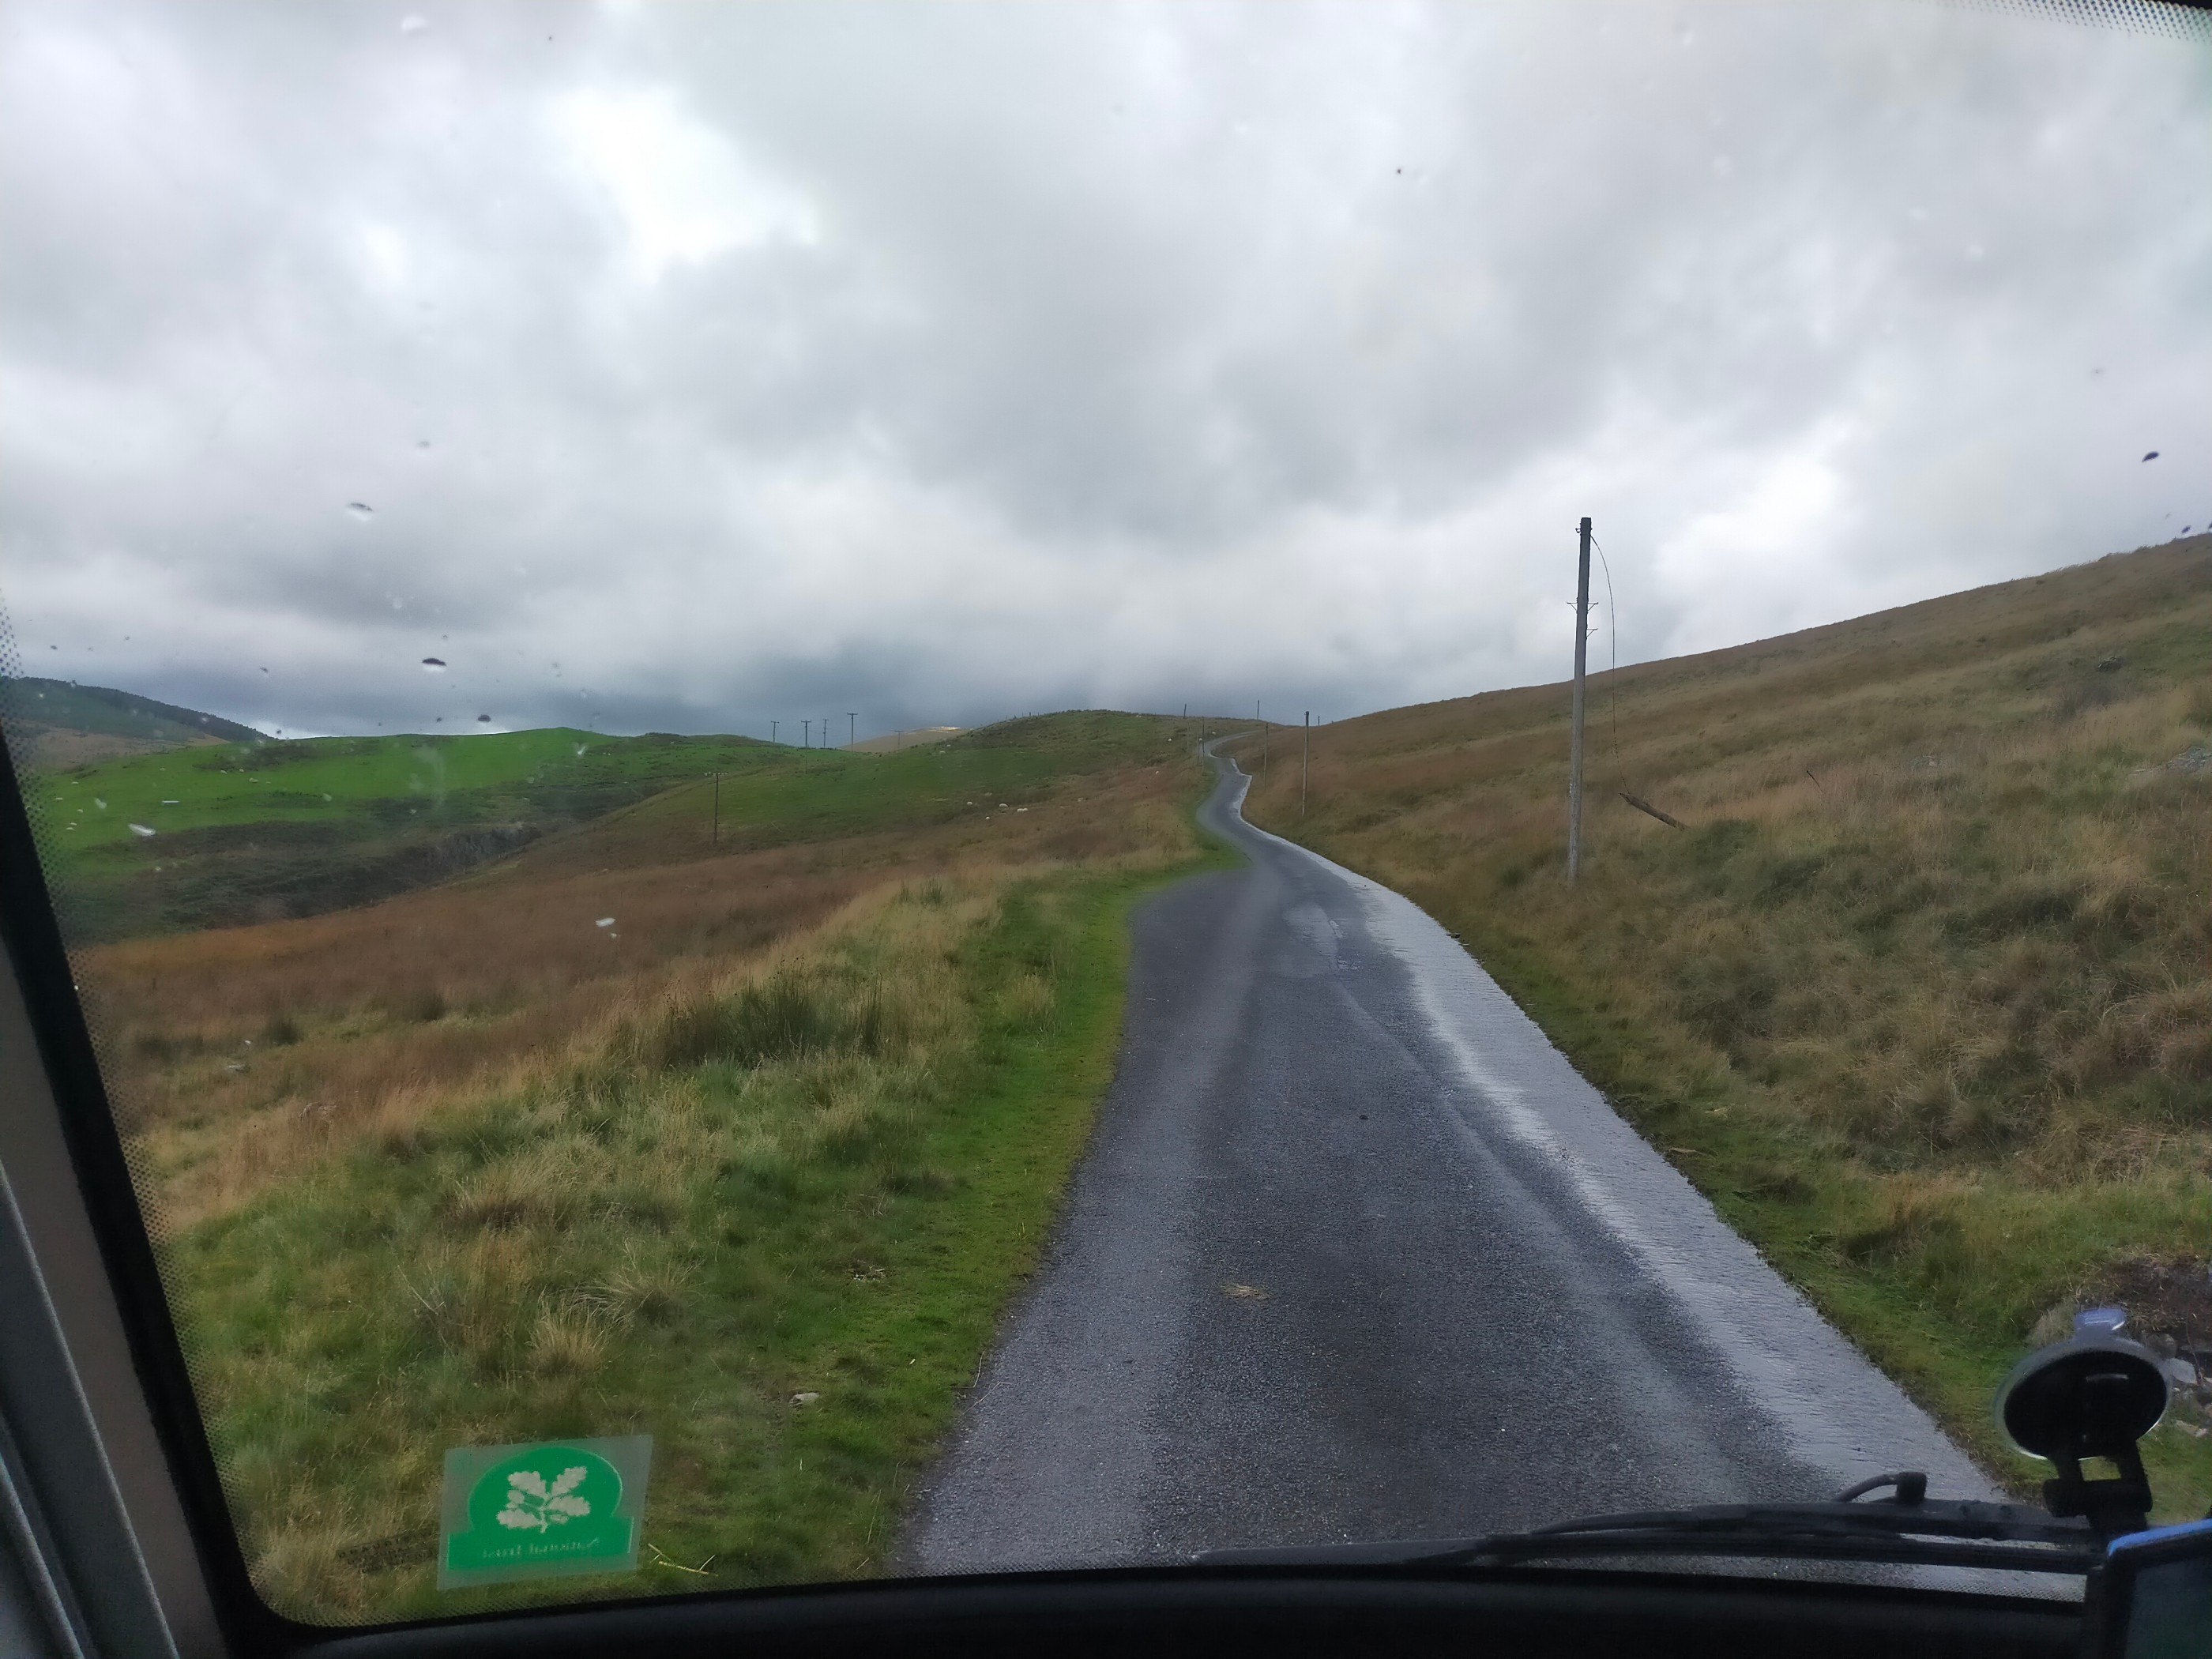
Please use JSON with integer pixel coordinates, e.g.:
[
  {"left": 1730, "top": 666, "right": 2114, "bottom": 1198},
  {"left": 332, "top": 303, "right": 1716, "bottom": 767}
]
[{"left": 2, "top": 0, "right": 2208, "bottom": 741}]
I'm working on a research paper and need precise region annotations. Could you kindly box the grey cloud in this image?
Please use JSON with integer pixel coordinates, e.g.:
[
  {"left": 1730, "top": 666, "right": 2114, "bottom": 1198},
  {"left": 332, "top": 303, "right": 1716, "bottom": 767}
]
[{"left": 2, "top": 0, "right": 2208, "bottom": 744}]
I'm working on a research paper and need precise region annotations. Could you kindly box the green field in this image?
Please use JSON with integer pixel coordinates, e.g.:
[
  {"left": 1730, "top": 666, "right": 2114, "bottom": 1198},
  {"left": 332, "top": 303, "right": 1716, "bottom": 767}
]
[
  {"left": 32, "top": 711, "right": 1208, "bottom": 940},
  {"left": 555, "top": 711, "right": 1206, "bottom": 862},
  {"left": 36, "top": 727, "right": 751, "bottom": 852}
]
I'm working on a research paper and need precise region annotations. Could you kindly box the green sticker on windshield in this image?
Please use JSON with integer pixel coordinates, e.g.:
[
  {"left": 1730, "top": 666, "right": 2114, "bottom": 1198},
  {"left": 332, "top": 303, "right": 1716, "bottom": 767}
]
[{"left": 438, "top": 1435, "right": 651, "bottom": 1589}]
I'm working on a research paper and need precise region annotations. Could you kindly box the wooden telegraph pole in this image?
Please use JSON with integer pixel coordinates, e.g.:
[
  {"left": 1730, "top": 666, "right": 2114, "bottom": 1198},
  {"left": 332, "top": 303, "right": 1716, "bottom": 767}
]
[
  {"left": 1569, "top": 516, "right": 1593, "bottom": 883},
  {"left": 1301, "top": 711, "right": 1311, "bottom": 818}
]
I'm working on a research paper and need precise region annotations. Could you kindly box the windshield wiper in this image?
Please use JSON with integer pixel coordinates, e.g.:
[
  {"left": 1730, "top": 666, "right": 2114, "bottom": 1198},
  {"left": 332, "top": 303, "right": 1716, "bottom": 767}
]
[{"left": 1196, "top": 1473, "right": 2101, "bottom": 1576}]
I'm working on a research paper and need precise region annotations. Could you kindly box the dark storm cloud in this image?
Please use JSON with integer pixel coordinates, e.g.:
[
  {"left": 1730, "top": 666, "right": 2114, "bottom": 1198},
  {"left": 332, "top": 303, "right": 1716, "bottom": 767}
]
[{"left": 2, "top": 0, "right": 2208, "bottom": 740}]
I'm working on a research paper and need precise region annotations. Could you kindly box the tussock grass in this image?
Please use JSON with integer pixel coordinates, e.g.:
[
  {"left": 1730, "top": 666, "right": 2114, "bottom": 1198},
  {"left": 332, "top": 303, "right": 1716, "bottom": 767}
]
[
  {"left": 646, "top": 975, "right": 881, "bottom": 1071},
  {"left": 1232, "top": 537, "right": 2212, "bottom": 1518}
]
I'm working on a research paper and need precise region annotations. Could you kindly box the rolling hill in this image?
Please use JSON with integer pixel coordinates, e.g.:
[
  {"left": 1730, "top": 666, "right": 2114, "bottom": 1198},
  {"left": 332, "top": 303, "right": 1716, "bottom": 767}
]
[
  {"left": 1, "top": 675, "right": 263, "bottom": 766},
  {"left": 26, "top": 710, "right": 1221, "bottom": 941},
  {"left": 26, "top": 725, "right": 775, "bottom": 939}
]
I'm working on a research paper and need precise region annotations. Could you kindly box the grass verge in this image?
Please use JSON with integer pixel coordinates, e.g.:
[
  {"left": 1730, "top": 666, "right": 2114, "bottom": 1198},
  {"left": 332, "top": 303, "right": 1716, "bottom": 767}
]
[{"left": 1456, "top": 920, "right": 2210, "bottom": 1520}]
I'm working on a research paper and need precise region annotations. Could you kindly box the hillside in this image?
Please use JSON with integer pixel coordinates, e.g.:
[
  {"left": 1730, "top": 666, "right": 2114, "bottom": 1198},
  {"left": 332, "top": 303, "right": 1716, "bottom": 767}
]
[
  {"left": 28, "top": 726, "right": 771, "bottom": 939},
  {"left": 66, "top": 707, "right": 1220, "bottom": 1617},
  {"left": 1227, "top": 534, "right": 2212, "bottom": 1513},
  {"left": 845, "top": 726, "right": 962, "bottom": 754},
  {"left": 85, "top": 709, "right": 1209, "bottom": 1206},
  {"left": 1, "top": 675, "right": 263, "bottom": 766},
  {"left": 31, "top": 709, "right": 1228, "bottom": 942}
]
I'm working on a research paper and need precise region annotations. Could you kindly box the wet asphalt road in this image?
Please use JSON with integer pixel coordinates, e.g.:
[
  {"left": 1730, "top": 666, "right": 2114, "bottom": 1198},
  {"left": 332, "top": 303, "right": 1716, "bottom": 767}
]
[{"left": 908, "top": 750, "right": 1993, "bottom": 1572}]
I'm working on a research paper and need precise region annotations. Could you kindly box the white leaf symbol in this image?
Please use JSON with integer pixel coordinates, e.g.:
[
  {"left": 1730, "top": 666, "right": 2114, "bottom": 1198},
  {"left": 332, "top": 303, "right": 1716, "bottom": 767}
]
[{"left": 495, "top": 1465, "right": 594, "bottom": 1532}]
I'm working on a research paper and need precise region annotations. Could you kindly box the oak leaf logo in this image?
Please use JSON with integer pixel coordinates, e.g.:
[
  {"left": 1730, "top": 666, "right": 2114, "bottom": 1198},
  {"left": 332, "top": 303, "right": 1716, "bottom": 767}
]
[{"left": 495, "top": 1465, "right": 591, "bottom": 1532}]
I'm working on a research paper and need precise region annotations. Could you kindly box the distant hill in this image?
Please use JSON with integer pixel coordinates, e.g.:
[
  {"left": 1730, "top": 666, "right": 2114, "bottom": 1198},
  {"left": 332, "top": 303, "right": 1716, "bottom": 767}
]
[
  {"left": 2, "top": 677, "right": 263, "bottom": 767},
  {"left": 845, "top": 726, "right": 963, "bottom": 754},
  {"left": 38, "top": 724, "right": 782, "bottom": 939},
  {"left": 35, "top": 712, "right": 1193, "bottom": 941}
]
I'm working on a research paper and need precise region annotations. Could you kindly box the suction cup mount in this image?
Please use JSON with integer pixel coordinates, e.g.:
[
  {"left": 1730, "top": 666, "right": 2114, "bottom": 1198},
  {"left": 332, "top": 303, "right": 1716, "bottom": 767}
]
[{"left": 1996, "top": 1312, "right": 2170, "bottom": 1540}]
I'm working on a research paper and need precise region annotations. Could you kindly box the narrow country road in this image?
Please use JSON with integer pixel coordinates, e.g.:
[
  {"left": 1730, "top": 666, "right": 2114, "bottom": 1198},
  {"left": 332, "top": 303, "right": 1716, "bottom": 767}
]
[{"left": 908, "top": 747, "right": 1993, "bottom": 1572}]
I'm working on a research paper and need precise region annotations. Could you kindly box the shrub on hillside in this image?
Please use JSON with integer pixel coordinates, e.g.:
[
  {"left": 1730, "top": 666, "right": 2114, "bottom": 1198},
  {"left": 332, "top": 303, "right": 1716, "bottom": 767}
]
[{"left": 652, "top": 975, "right": 886, "bottom": 1070}]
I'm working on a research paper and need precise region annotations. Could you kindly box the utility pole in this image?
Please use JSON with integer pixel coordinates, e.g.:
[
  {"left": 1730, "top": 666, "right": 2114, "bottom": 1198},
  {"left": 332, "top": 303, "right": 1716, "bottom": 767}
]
[
  {"left": 847, "top": 712, "right": 857, "bottom": 747},
  {"left": 1302, "top": 711, "right": 1310, "bottom": 818},
  {"left": 711, "top": 771, "right": 720, "bottom": 847},
  {"left": 1258, "top": 700, "right": 1266, "bottom": 771},
  {"left": 770, "top": 719, "right": 777, "bottom": 744},
  {"left": 1569, "top": 515, "right": 1593, "bottom": 884},
  {"left": 803, "top": 719, "right": 811, "bottom": 749}
]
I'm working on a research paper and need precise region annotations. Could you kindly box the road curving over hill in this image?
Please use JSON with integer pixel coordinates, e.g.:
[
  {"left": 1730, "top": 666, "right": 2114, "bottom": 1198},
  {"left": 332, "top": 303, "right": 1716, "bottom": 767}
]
[{"left": 907, "top": 746, "right": 1995, "bottom": 1572}]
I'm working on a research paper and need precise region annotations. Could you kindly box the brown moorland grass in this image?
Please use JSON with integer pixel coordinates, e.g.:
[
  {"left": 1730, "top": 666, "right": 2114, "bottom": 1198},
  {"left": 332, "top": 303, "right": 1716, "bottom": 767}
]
[
  {"left": 81, "top": 741, "right": 1198, "bottom": 1231},
  {"left": 1229, "top": 535, "right": 2212, "bottom": 1517}
]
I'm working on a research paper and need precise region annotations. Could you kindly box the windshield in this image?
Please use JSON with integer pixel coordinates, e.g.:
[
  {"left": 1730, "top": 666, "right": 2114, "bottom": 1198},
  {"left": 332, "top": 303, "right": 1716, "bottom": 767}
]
[{"left": 1, "top": 0, "right": 2208, "bottom": 1629}]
